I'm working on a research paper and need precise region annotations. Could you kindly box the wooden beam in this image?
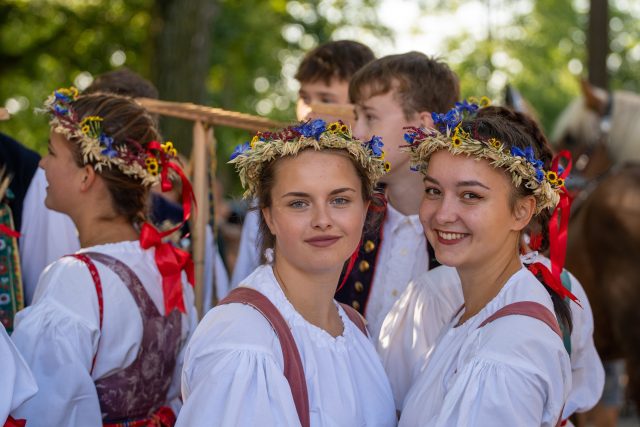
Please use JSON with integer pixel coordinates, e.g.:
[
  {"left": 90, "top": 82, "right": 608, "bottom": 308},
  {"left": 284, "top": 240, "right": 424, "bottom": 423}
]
[
  {"left": 191, "top": 121, "right": 209, "bottom": 317},
  {"left": 137, "top": 98, "right": 286, "bottom": 132}
]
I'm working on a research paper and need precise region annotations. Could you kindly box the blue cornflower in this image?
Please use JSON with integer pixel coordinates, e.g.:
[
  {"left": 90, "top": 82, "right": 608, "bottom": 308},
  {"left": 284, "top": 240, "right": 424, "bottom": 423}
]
[
  {"left": 455, "top": 100, "right": 479, "bottom": 114},
  {"left": 295, "top": 119, "right": 327, "bottom": 140},
  {"left": 230, "top": 142, "right": 251, "bottom": 160},
  {"left": 366, "top": 135, "right": 384, "bottom": 156},
  {"left": 511, "top": 146, "right": 545, "bottom": 181},
  {"left": 99, "top": 135, "right": 117, "bottom": 158},
  {"left": 54, "top": 104, "right": 68, "bottom": 115}
]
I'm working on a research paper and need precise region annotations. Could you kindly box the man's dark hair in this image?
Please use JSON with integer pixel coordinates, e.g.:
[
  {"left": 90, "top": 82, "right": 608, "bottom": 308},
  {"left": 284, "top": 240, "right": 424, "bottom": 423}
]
[
  {"left": 85, "top": 68, "right": 159, "bottom": 99},
  {"left": 295, "top": 40, "right": 375, "bottom": 85}
]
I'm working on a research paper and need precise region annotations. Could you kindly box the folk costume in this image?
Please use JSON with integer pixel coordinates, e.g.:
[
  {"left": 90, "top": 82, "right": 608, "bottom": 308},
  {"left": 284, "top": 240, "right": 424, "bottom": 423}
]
[
  {"left": 397, "top": 100, "right": 578, "bottom": 426},
  {"left": 177, "top": 120, "right": 396, "bottom": 427},
  {"left": 379, "top": 256, "right": 604, "bottom": 423},
  {"left": 11, "top": 88, "right": 197, "bottom": 426}
]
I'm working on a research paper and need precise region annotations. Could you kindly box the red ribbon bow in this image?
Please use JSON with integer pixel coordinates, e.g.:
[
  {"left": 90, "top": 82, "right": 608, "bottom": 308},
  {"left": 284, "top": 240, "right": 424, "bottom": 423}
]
[{"left": 140, "top": 222, "right": 194, "bottom": 315}]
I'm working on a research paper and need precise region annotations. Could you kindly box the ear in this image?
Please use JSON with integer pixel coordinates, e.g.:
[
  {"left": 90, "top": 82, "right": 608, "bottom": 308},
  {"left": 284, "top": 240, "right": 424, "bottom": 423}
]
[
  {"left": 79, "top": 165, "right": 97, "bottom": 192},
  {"left": 261, "top": 206, "right": 276, "bottom": 236},
  {"left": 580, "top": 79, "right": 606, "bottom": 114},
  {"left": 511, "top": 195, "right": 536, "bottom": 231},
  {"left": 417, "top": 111, "right": 434, "bottom": 129}
]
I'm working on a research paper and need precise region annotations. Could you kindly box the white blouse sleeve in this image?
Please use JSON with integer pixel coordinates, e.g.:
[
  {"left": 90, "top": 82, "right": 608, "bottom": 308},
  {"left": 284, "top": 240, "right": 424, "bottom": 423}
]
[
  {"left": 176, "top": 303, "right": 301, "bottom": 427},
  {"left": 0, "top": 324, "right": 37, "bottom": 423},
  {"left": 564, "top": 272, "right": 604, "bottom": 417},
  {"left": 433, "top": 318, "right": 570, "bottom": 427},
  {"left": 11, "top": 258, "right": 102, "bottom": 427},
  {"left": 378, "top": 267, "right": 463, "bottom": 409}
]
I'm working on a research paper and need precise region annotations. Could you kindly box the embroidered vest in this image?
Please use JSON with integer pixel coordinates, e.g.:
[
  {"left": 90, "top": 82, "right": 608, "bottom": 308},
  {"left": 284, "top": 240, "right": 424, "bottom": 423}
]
[{"left": 72, "top": 252, "right": 181, "bottom": 423}]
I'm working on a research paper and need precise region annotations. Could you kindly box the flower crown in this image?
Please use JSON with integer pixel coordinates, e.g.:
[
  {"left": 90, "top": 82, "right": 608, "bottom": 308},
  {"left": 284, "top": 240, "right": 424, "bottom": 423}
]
[
  {"left": 403, "top": 98, "right": 563, "bottom": 213},
  {"left": 229, "top": 119, "right": 389, "bottom": 198},
  {"left": 42, "top": 87, "right": 177, "bottom": 187}
]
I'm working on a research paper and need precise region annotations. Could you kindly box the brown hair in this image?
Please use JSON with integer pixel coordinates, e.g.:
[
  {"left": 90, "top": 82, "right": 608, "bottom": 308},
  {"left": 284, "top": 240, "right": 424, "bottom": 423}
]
[
  {"left": 295, "top": 40, "right": 375, "bottom": 85},
  {"left": 84, "top": 68, "right": 159, "bottom": 99},
  {"left": 255, "top": 148, "right": 380, "bottom": 262},
  {"left": 349, "top": 52, "right": 460, "bottom": 119},
  {"left": 464, "top": 106, "right": 572, "bottom": 332},
  {"left": 67, "top": 93, "right": 161, "bottom": 226}
]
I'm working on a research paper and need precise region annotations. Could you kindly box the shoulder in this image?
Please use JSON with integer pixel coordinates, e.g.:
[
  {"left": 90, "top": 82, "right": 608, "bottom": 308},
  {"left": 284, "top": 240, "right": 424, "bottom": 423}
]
[{"left": 188, "top": 295, "right": 281, "bottom": 360}]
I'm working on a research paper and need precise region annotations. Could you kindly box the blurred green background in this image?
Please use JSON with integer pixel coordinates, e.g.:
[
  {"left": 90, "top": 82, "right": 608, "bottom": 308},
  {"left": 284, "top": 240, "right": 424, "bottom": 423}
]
[{"left": 1, "top": 0, "right": 639, "bottom": 195}]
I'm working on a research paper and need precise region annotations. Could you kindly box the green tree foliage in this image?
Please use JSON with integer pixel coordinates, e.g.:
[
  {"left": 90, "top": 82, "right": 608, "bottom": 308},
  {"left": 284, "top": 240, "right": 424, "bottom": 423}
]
[
  {"left": 0, "top": 0, "right": 388, "bottom": 194},
  {"left": 428, "top": 0, "right": 640, "bottom": 134},
  {"left": 0, "top": 0, "right": 153, "bottom": 152}
]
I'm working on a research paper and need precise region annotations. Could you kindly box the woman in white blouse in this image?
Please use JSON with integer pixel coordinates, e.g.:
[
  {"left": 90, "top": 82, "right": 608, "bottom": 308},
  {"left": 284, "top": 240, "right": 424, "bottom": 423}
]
[
  {"left": 176, "top": 120, "right": 396, "bottom": 427},
  {"left": 1, "top": 322, "right": 36, "bottom": 427},
  {"left": 11, "top": 89, "right": 197, "bottom": 426},
  {"left": 398, "top": 104, "right": 576, "bottom": 426}
]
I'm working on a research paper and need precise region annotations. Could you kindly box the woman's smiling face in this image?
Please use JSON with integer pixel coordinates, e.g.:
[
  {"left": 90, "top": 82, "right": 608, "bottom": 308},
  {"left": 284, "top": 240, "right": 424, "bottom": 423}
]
[{"left": 418, "top": 149, "right": 529, "bottom": 270}]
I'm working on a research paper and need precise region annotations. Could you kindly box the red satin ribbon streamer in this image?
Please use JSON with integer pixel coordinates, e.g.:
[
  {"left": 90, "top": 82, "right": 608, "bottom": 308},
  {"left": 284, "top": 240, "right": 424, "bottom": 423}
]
[
  {"left": 535, "top": 149, "right": 581, "bottom": 307},
  {"left": 140, "top": 223, "right": 194, "bottom": 315},
  {"left": 0, "top": 224, "right": 20, "bottom": 238},
  {"left": 4, "top": 416, "right": 26, "bottom": 427},
  {"left": 528, "top": 262, "right": 581, "bottom": 307}
]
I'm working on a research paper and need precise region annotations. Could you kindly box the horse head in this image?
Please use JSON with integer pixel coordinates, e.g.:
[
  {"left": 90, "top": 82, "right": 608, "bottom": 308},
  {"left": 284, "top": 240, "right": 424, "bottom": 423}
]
[{"left": 550, "top": 80, "right": 617, "bottom": 183}]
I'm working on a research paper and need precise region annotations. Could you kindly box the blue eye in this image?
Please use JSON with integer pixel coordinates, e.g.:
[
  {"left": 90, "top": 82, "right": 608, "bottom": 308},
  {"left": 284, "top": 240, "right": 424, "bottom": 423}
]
[
  {"left": 289, "top": 200, "right": 308, "bottom": 209},
  {"left": 332, "top": 197, "right": 350, "bottom": 206}
]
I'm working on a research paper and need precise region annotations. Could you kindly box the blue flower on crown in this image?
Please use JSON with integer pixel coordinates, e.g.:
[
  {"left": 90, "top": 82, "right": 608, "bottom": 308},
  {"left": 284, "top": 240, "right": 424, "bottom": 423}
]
[
  {"left": 295, "top": 119, "right": 327, "bottom": 140},
  {"left": 99, "top": 134, "right": 117, "bottom": 158},
  {"left": 54, "top": 104, "right": 69, "bottom": 115},
  {"left": 230, "top": 142, "right": 251, "bottom": 160},
  {"left": 366, "top": 135, "right": 384, "bottom": 157},
  {"left": 431, "top": 109, "right": 462, "bottom": 133},
  {"left": 511, "top": 146, "right": 545, "bottom": 182},
  {"left": 455, "top": 100, "right": 479, "bottom": 114}
]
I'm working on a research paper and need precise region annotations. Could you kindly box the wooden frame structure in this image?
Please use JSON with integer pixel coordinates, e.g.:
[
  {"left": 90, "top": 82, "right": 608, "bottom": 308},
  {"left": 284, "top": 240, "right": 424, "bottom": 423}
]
[{"left": 137, "top": 98, "right": 285, "bottom": 317}]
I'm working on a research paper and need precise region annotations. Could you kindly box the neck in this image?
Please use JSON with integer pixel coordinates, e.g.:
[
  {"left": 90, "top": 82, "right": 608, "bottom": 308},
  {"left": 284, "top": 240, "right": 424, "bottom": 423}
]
[
  {"left": 75, "top": 215, "right": 139, "bottom": 248},
  {"left": 272, "top": 256, "right": 343, "bottom": 337},
  {"left": 457, "top": 240, "right": 522, "bottom": 325},
  {"left": 384, "top": 170, "right": 424, "bottom": 216}
]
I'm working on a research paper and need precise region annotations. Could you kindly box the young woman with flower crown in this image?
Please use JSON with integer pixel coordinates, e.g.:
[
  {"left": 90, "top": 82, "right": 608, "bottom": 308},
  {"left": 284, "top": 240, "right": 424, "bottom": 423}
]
[
  {"left": 11, "top": 88, "right": 197, "bottom": 427},
  {"left": 176, "top": 120, "right": 396, "bottom": 427},
  {"left": 397, "top": 103, "right": 576, "bottom": 426}
]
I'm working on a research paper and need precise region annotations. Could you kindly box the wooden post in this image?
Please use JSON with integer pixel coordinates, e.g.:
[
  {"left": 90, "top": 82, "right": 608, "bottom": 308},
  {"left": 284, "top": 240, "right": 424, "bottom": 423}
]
[
  {"left": 191, "top": 121, "right": 209, "bottom": 317},
  {"left": 206, "top": 126, "right": 218, "bottom": 307}
]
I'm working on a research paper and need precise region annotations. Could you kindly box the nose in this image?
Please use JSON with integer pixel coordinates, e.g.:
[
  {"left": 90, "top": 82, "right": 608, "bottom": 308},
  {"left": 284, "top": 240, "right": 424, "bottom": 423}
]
[
  {"left": 352, "top": 115, "right": 369, "bottom": 141},
  {"left": 311, "top": 203, "right": 333, "bottom": 230},
  {"left": 433, "top": 194, "right": 458, "bottom": 224},
  {"left": 420, "top": 194, "right": 457, "bottom": 228},
  {"left": 296, "top": 99, "right": 312, "bottom": 121}
]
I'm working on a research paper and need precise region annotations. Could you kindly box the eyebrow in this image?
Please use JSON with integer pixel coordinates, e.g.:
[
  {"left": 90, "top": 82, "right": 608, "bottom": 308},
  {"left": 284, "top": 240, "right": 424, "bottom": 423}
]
[
  {"left": 281, "top": 187, "right": 356, "bottom": 198},
  {"left": 423, "top": 175, "right": 490, "bottom": 190}
]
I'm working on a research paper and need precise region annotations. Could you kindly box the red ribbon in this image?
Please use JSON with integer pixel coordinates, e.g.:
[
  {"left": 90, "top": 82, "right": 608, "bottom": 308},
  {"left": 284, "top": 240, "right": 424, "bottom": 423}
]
[
  {"left": 0, "top": 224, "right": 20, "bottom": 238},
  {"left": 532, "top": 150, "right": 581, "bottom": 307},
  {"left": 528, "top": 262, "right": 581, "bottom": 307},
  {"left": 140, "top": 223, "right": 194, "bottom": 315},
  {"left": 4, "top": 417, "right": 26, "bottom": 427},
  {"left": 150, "top": 406, "right": 176, "bottom": 427},
  {"left": 139, "top": 142, "right": 197, "bottom": 315}
]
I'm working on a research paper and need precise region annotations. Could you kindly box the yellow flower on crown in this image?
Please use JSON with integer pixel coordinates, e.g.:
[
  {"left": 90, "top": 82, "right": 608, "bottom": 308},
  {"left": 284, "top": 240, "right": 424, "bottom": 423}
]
[
  {"left": 488, "top": 138, "right": 501, "bottom": 149},
  {"left": 328, "top": 122, "right": 340, "bottom": 132},
  {"left": 451, "top": 134, "right": 462, "bottom": 147},
  {"left": 546, "top": 170, "right": 558, "bottom": 185},
  {"left": 384, "top": 161, "right": 391, "bottom": 172},
  {"left": 250, "top": 135, "right": 260, "bottom": 149},
  {"left": 146, "top": 157, "right": 159, "bottom": 175},
  {"left": 162, "top": 141, "right": 177, "bottom": 157}
]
